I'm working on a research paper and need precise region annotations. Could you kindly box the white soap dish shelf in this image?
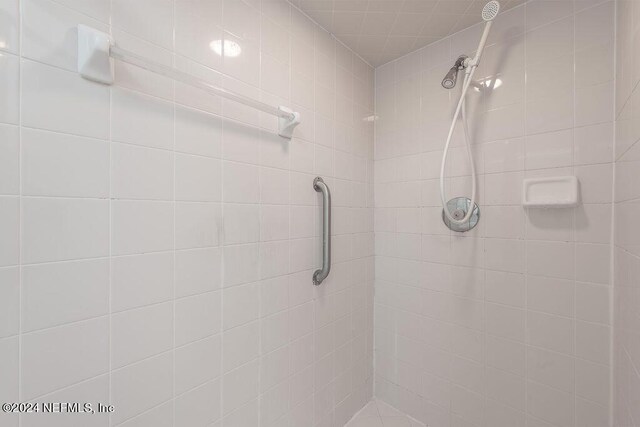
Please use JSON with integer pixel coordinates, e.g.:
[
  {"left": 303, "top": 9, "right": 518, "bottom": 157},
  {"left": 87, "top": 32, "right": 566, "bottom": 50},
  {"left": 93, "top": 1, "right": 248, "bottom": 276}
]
[{"left": 522, "top": 176, "right": 579, "bottom": 208}]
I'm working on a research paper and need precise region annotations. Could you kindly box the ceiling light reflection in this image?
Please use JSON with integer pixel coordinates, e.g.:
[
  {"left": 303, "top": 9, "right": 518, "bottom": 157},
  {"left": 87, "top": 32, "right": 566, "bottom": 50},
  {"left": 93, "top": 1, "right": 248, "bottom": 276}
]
[
  {"left": 210, "top": 39, "right": 242, "bottom": 58},
  {"left": 474, "top": 77, "right": 502, "bottom": 91}
]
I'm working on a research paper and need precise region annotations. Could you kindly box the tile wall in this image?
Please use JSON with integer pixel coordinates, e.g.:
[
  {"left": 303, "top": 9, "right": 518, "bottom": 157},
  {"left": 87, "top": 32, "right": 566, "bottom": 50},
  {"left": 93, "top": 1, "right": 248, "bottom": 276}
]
[
  {"left": 373, "top": 1, "right": 615, "bottom": 426},
  {"left": 614, "top": 1, "right": 640, "bottom": 426},
  {"left": 0, "top": 0, "right": 375, "bottom": 426}
]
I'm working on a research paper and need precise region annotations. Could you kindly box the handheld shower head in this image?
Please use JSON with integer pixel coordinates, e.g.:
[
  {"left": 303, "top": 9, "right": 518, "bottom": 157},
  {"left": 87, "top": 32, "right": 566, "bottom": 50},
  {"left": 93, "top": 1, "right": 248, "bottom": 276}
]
[
  {"left": 442, "top": 66, "right": 458, "bottom": 89},
  {"left": 471, "top": 1, "right": 500, "bottom": 67},
  {"left": 482, "top": 1, "right": 500, "bottom": 21}
]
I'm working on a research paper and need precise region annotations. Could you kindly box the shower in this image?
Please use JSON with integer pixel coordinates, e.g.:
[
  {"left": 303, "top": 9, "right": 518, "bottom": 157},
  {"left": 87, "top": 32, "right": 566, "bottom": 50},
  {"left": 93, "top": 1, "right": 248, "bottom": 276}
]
[
  {"left": 439, "top": 0, "right": 500, "bottom": 232},
  {"left": 441, "top": 55, "right": 467, "bottom": 90}
]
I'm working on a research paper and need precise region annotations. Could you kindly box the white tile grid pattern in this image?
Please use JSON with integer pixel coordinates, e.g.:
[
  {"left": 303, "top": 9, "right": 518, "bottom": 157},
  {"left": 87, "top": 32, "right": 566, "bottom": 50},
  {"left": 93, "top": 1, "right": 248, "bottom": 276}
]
[
  {"left": 614, "top": 1, "right": 640, "bottom": 427},
  {"left": 0, "top": 0, "right": 376, "bottom": 426},
  {"left": 374, "top": 1, "right": 615, "bottom": 426}
]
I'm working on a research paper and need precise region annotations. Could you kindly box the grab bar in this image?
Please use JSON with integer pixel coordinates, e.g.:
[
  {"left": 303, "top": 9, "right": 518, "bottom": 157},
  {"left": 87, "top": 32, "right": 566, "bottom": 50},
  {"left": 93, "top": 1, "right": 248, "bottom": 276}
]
[{"left": 313, "top": 177, "right": 331, "bottom": 286}]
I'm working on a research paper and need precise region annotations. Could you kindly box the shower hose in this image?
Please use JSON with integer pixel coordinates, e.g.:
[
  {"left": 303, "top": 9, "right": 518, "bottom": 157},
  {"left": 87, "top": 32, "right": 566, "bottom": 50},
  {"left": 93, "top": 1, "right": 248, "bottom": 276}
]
[{"left": 440, "top": 64, "right": 478, "bottom": 225}]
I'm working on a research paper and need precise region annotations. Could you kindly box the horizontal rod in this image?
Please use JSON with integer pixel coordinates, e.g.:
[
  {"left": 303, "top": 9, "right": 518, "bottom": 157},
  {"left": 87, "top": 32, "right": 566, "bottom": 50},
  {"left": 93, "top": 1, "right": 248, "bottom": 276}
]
[{"left": 110, "top": 45, "right": 294, "bottom": 120}]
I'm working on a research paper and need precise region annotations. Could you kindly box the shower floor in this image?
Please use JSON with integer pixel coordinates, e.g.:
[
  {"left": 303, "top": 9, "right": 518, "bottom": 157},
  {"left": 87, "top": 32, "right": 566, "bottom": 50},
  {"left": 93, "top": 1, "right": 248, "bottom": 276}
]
[{"left": 346, "top": 399, "right": 425, "bottom": 427}]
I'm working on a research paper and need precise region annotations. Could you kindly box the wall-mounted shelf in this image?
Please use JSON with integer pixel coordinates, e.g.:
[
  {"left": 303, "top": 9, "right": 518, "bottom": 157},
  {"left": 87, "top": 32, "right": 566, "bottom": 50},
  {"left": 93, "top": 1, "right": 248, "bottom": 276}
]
[
  {"left": 522, "top": 176, "right": 579, "bottom": 208},
  {"left": 77, "top": 25, "right": 301, "bottom": 139}
]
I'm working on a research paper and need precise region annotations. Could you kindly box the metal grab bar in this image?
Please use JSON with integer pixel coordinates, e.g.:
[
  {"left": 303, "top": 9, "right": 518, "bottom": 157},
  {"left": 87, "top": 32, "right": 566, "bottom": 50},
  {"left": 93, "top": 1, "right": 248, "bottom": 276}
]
[{"left": 313, "top": 177, "right": 331, "bottom": 286}]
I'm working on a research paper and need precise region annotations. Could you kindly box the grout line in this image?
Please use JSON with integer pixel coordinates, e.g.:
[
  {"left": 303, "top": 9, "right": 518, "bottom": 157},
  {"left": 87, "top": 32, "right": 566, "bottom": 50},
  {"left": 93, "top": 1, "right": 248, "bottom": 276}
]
[
  {"left": 609, "top": 0, "right": 618, "bottom": 425},
  {"left": 171, "top": 4, "right": 177, "bottom": 423},
  {"left": 17, "top": 1, "right": 23, "bottom": 427},
  {"left": 572, "top": 2, "right": 578, "bottom": 423}
]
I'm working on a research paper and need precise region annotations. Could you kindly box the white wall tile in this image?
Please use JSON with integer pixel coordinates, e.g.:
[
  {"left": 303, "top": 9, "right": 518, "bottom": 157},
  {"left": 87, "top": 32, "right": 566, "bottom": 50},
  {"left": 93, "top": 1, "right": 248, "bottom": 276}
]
[
  {"left": 0, "top": 267, "right": 19, "bottom": 338},
  {"left": 0, "top": 53, "right": 19, "bottom": 125},
  {"left": 527, "top": 275, "right": 574, "bottom": 318},
  {"left": 22, "top": 259, "right": 109, "bottom": 332},
  {"left": 111, "top": 302, "right": 173, "bottom": 368},
  {"left": 260, "top": 378, "right": 289, "bottom": 426},
  {"left": 486, "top": 302, "right": 525, "bottom": 342},
  {"left": 111, "top": 252, "right": 174, "bottom": 312},
  {"left": 485, "top": 366, "right": 525, "bottom": 411},
  {"left": 223, "top": 282, "right": 260, "bottom": 330},
  {"left": 223, "top": 399, "right": 260, "bottom": 427},
  {"left": 260, "top": 205, "right": 289, "bottom": 241},
  {"left": 223, "top": 121, "right": 260, "bottom": 164},
  {"left": 0, "top": 337, "right": 18, "bottom": 423},
  {"left": 175, "top": 291, "right": 221, "bottom": 347},
  {"left": 575, "top": 242, "right": 610, "bottom": 284},
  {"left": 576, "top": 320, "right": 610, "bottom": 365},
  {"left": 576, "top": 397, "right": 609, "bottom": 427},
  {"left": 486, "top": 334, "right": 525, "bottom": 377},
  {"left": 224, "top": 204, "right": 260, "bottom": 244},
  {"left": 112, "top": 143, "right": 174, "bottom": 200},
  {"left": 112, "top": 0, "right": 174, "bottom": 49},
  {"left": 111, "top": 200, "right": 173, "bottom": 256},
  {"left": 175, "top": 247, "right": 221, "bottom": 297},
  {"left": 175, "top": 335, "right": 221, "bottom": 396},
  {"left": 262, "top": 310, "right": 289, "bottom": 354},
  {"left": 526, "top": 380, "right": 574, "bottom": 427},
  {"left": 21, "top": 318, "right": 109, "bottom": 399},
  {"left": 223, "top": 321, "right": 260, "bottom": 373},
  {"left": 175, "top": 202, "right": 221, "bottom": 249},
  {"left": 223, "top": 360, "right": 260, "bottom": 415},
  {"left": 224, "top": 161, "right": 260, "bottom": 204},
  {"left": 260, "top": 275, "right": 289, "bottom": 317},
  {"left": 222, "top": 243, "right": 259, "bottom": 287},
  {"left": 0, "top": 124, "right": 19, "bottom": 195},
  {"left": 114, "top": 29, "right": 175, "bottom": 101},
  {"left": 525, "top": 129, "right": 573, "bottom": 170},
  {"left": 576, "top": 204, "right": 612, "bottom": 244},
  {"left": 175, "top": 379, "right": 221, "bottom": 426},
  {"left": 575, "top": 358, "right": 610, "bottom": 406},
  {"left": 49, "top": 0, "right": 110, "bottom": 23},
  {"left": 22, "top": 60, "right": 109, "bottom": 138},
  {"left": 176, "top": 154, "right": 222, "bottom": 202},
  {"left": 175, "top": 0, "right": 223, "bottom": 70},
  {"left": 0, "top": 0, "right": 19, "bottom": 54},
  {"left": 175, "top": 106, "right": 223, "bottom": 158},
  {"left": 115, "top": 402, "right": 173, "bottom": 427},
  {"left": 527, "top": 345, "right": 574, "bottom": 393},
  {"left": 526, "top": 241, "right": 574, "bottom": 280},
  {"left": 111, "top": 353, "right": 173, "bottom": 425},
  {"left": 22, "top": 198, "right": 108, "bottom": 264},
  {"left": 576, "top": 163, "right": 613, "bottom": 203},
  {"left": 21, "top": 0, "right": 107, "bottom": 72},
  {"left": 576, "top": 81, "right": 615, "bottom": 127},
  {"left": 527, "top": 311, "right": 574, "bottom": 355},
  {"left": 0, "top": 197, "right": 19, "bottom": 267},
  {"left": 22, "top": 375, "right": 110, "bottom": 427},
  {"left": 574, "top": 122, "right": 613, "bottom": 165},
  {"left": 576, "top": 281, "right": 610, "bottom": 324},
  {"left": 112, "top": 88, "right": 174, "bottom": 150},
  {"left": 22, "top": 129, "right": 109, "bottom": 198}
]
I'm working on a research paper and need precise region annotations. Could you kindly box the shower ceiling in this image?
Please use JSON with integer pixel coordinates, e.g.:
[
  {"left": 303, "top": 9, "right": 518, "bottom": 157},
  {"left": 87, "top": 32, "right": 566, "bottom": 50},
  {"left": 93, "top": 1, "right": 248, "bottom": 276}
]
[{"left": 290, "top": 0, "right": 524, "bottom": 66}]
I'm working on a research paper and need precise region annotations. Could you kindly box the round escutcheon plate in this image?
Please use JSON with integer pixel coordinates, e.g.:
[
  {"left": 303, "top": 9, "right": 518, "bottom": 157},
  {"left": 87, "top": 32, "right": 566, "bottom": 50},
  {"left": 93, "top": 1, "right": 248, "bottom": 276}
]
[{"left": 442, "top": 197, "right": 480, "bottom": 232}]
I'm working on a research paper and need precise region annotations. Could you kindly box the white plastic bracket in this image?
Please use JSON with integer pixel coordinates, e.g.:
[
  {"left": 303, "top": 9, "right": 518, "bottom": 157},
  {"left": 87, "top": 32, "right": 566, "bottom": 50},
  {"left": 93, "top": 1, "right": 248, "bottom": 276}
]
[
  {"left": 277, "top": 106, "right": 301, "bottom": 139},
  {"left": 78, "top": 24, "right": 114, "bottom": 85}
]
